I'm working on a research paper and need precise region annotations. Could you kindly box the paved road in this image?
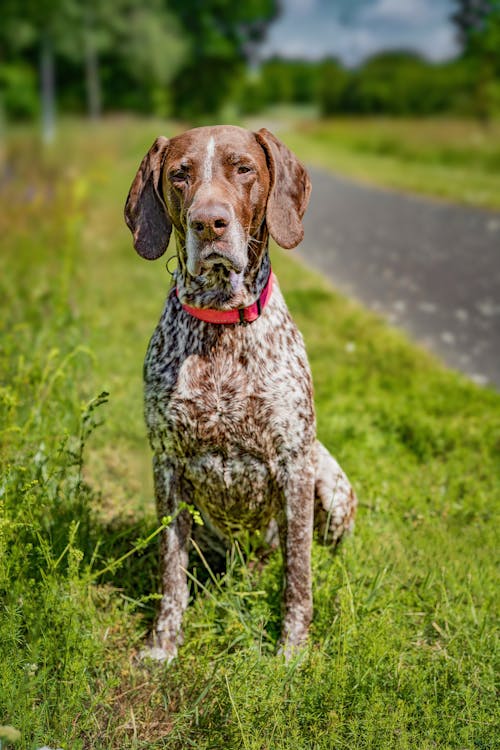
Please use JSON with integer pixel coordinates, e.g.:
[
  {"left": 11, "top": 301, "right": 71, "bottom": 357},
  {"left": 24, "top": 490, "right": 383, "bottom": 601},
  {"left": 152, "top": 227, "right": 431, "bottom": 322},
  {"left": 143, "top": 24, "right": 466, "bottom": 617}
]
[{"left": 298, "top": 167, "right": 500, "bottom": 388}]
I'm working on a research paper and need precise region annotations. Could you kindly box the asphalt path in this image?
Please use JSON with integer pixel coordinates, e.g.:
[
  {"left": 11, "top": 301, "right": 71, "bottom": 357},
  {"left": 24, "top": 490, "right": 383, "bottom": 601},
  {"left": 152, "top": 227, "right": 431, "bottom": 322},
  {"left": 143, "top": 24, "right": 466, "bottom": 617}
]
[{"left": 298, "top": 167, "right": 500, "bottom": 389}]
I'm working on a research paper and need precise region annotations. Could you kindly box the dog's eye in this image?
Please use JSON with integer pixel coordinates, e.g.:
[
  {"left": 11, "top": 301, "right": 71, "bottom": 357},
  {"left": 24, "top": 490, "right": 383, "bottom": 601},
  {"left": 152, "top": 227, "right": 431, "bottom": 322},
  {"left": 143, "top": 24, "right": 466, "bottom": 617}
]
[
  {"left": 170, "top": 170, "right": 189, "bottom": 183},
  {"left": 237, "top": 165, "right": 253, "bottom": 175}
]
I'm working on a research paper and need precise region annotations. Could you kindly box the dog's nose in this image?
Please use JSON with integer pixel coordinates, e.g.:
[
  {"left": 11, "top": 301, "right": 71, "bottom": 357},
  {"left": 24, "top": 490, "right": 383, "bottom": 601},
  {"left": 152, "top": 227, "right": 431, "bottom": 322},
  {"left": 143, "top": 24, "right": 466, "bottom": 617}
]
[{"left": 189, "top": 203, "right": 231, "bottom": 241}]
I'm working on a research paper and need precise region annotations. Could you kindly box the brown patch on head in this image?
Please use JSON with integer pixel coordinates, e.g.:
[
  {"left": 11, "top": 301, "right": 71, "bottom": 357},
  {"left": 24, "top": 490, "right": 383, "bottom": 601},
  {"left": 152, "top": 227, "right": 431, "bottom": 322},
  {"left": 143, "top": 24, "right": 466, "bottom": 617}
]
[
  {"left": 161, "top": 125, "right": 271, "bottom": 241},
  {"left": 254, "top": 128, "right": 311, "bottom": 249}
]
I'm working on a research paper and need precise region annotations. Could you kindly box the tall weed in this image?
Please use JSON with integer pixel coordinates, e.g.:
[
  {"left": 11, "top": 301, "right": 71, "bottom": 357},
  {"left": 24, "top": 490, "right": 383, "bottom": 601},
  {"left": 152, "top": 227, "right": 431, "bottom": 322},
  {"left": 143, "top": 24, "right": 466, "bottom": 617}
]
[{"left": 0, "top": 142, "right": 120, "bottom": 748}]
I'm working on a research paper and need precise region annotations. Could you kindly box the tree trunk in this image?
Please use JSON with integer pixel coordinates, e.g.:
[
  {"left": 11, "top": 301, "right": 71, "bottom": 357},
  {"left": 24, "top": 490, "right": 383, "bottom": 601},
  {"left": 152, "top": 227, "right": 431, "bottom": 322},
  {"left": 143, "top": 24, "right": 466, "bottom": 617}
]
[
  {"left": 84, "top": 27, "right": 101, "bottom": 120},
  {"left": 40, "top": 32, "right": 56, "bottom": 144}
]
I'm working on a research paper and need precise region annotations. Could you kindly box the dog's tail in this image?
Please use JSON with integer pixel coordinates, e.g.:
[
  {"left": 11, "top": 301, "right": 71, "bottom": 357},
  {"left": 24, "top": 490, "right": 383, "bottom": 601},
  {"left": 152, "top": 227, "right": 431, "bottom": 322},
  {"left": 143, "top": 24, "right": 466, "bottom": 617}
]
[{"left": 313, "top": 440, "right": 357, "bottom": 547}]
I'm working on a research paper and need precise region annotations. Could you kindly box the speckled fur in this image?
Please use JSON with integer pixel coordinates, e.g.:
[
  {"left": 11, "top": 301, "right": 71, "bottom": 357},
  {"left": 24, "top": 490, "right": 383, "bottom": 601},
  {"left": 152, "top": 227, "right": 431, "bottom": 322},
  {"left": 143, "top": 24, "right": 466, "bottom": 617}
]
[{"left": 125, "top": 125, "right": 357, "bottom": 661}]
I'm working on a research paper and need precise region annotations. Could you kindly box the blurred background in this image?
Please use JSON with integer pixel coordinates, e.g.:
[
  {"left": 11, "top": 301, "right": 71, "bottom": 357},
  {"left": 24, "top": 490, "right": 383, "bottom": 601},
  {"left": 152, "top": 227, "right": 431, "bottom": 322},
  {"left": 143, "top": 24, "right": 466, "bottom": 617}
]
[
  {"left": 1, "top": 0, "right": 499, "bottom": 133},
  {"left": 2, "top": 0, "right": 500, "bottom": 215}
]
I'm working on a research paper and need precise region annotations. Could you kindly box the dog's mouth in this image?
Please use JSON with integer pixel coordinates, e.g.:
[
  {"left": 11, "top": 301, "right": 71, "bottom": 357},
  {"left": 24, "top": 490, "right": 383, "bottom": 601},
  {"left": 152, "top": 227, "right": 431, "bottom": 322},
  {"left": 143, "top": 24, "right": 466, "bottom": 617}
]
[
  {"left": 199, "top": 252, "right": 245, "bottom": 294},
  {"left": 188, "top": 239, "right": 246, "bottom": 278},
  {"left": 200, "top": 249, "right": 242, "bottom": 274},
  {"left": 182, "top": 220, "right": 251, "bottom": 301},
  {"left": 201, "top": 260, "right": 245, "bottom": 294}
]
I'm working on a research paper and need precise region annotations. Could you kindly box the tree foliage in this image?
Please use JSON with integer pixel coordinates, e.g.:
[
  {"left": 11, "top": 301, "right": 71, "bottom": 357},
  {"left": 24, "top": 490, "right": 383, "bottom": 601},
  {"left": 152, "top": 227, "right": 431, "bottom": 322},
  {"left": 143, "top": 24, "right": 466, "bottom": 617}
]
[
  {"left": 0, "top": 0, "right": 278, "bottom": 127},
  {"left": 238, "top": 52, "right": 481, "bottom": 119},
  {"left": 451, "top": 0, "right": 500, "bottom": 120},
  {"left": 2, "top": 0, "right": 500, "bottom": 125},
  {"left": 168, "top": 0, "right": 279, "bottom": 118},
  {"left": 452, "top": 0, "right": 500, "bottom": 54}
]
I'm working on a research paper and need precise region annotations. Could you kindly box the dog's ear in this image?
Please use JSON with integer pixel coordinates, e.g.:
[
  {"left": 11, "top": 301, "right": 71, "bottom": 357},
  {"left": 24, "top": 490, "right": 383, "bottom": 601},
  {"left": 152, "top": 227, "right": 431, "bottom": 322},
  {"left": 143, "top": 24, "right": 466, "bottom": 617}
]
[
  {"left": 255, "top": 128, "right": 311, "bottom": 249},
  {"left": 124, "top": 136, "right": 171, "bottom": 259}
]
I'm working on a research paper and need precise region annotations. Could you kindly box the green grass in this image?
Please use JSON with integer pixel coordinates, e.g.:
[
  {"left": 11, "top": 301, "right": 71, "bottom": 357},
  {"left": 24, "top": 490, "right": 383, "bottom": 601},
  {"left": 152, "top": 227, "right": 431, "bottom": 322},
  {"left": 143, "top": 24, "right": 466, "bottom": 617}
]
[
  {"left": 279, "top": 116, "right": 500, "bottom": 209},
  {"left": 1, "top": 117, "right": 499, "bottom": 749}
]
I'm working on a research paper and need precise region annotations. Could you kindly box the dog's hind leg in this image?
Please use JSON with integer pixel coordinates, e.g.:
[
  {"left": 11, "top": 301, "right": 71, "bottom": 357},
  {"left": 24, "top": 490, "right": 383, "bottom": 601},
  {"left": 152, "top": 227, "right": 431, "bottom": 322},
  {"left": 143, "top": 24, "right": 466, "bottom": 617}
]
[{"left": 313, "top": 440, "right": 357, "bottom": 547}]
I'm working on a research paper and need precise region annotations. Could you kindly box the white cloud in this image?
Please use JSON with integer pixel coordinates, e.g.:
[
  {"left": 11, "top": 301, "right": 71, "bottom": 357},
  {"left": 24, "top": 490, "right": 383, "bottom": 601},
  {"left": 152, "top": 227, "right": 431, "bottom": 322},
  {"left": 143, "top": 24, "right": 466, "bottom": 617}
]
[
  {"left": 414, "top": 22, "right": 458, "bottom": 61},
  {"left": 286, "top": 0, "right": 318, "bottom": 14},
  {"left": 357, "top": 0, "right": 437, "bottom": 26},
  {"left": 259, "top": 0, "right": 459, "bottom": 65}
]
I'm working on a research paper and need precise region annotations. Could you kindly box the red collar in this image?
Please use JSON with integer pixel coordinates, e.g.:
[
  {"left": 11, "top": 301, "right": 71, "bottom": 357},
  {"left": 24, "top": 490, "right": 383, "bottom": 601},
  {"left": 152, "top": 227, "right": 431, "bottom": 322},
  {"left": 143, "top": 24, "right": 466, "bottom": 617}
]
[{"left": 177, "top": 271, "right": 274, "bottom": 325}]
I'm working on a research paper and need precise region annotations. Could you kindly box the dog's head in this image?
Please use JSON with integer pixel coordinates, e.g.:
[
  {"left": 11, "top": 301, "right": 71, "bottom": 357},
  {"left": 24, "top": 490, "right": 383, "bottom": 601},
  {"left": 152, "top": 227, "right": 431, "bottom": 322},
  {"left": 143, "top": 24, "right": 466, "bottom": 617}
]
[{"left": 124, "top": 125, "right": 311, "bottom": 299}]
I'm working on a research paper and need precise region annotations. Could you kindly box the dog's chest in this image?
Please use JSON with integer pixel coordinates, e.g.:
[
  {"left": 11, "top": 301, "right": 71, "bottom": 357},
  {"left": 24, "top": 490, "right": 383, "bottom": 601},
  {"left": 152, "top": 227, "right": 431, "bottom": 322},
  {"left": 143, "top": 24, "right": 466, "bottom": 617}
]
[
  {"left": 171, "top": 349, "right": 255, "bottom": 447},
  {"left": 144, "top": 301, "right": 313, "bottom": 461}
]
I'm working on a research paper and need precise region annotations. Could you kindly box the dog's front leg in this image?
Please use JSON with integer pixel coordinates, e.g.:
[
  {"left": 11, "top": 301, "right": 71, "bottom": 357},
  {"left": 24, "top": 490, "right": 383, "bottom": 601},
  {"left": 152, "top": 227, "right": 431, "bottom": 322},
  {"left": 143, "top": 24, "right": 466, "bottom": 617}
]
[
  {"left": 149, "top": 455, "right": 192, "bottom": 662},
  {"left": 278, "top": 460, "right": 315, "bottom": 659}
]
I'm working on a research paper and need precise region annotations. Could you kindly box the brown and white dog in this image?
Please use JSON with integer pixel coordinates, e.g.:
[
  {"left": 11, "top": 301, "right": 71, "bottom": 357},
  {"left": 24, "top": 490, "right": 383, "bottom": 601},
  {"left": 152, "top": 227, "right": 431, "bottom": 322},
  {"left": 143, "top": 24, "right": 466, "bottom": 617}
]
[{"left": 125, "top": 125, "right": 357, "bottom": 661}]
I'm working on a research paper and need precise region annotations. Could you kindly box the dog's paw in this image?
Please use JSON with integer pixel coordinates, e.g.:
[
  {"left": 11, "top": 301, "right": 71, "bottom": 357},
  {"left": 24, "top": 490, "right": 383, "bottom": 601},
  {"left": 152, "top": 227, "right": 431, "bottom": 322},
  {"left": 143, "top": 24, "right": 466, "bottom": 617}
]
[
  {"left": 277, "top": 623, "right": 309, "bottom": 663},
  {"left": 138, "top": 645, "right": 176, "bottom": 665},
  {"left": 137, "top": 633, "right": 179, "bottom": 666},
  {"left": 136, "top": 625, "right": 183, "bottom": 666},
  {"left": 276, "top": 637, "right": 308, "bottom": 664}
]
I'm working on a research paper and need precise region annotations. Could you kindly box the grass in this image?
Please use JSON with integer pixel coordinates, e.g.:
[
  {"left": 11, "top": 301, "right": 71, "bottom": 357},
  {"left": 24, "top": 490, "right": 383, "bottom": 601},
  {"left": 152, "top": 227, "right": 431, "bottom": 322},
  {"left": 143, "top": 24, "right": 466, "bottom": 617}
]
[
  {"left": 1, "top": 116, "right": 499, "bottom": 749},
  {"left": 279, "top": 116, "right": 500, "bottom": 209}
]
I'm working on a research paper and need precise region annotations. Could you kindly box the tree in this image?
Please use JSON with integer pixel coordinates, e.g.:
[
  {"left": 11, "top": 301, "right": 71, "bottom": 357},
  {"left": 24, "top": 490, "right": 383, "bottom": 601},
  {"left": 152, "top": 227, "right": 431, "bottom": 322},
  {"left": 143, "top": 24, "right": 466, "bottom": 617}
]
[
  {"left": 452, "top": 0, "right": 500, "bottom": 121},
  {"left": 0, "top": 0, "right": 188, "bottom": 137},
  {"left": 452, "top": 0, "right": 499, "bottom": 47},
  {"left": 168, "top": 0, "right": 279, "bottom": 119},
  {"left": 317, "top": 58, "right": 351, "bottom": 116},
  {"left": 115, "top": 1, "right": 187, "bottom": 116},
  {"left": 256, "top": 58, "right": 321, "bottom": 107},
  {"left": 0, "top": 0, "right": 65, "bottom": 142},
  {"left": 56, "top": 0, "right": 187, "bottom": 120}
]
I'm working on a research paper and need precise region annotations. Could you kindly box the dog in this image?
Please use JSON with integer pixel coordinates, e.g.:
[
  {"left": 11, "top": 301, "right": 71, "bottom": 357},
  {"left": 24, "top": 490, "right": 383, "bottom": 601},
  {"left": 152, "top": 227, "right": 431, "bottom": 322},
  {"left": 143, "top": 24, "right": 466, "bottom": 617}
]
[{"left": 125, "top": 125, "right": 357, "bottom": 661}]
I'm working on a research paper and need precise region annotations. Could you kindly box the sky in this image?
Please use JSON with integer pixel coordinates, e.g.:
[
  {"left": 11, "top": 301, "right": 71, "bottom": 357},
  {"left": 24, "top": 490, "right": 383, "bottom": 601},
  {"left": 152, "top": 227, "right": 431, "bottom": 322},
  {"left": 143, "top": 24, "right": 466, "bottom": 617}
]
[{"left": 258, "top": 0, "right": 460, "bottom": 66}]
